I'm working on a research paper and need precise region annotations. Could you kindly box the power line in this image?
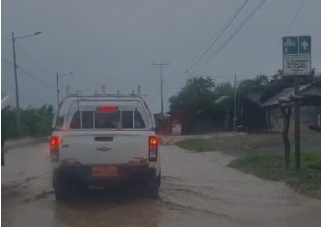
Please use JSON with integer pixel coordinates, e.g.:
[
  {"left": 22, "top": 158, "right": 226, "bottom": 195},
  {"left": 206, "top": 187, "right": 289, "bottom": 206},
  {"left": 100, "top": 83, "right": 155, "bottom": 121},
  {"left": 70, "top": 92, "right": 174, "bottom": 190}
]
[
  {"left": 192, "top": 0, "right": 268, "bottom": 75},
  {"left": 16, "top": 66, "right": 55, "bottom": 92},
  {"left": 288, "top": 0, "right": 307, "bottom": 31},
  {"left": 15, "top": 42, "right": 54, "bottom": 78},
  {"left": 184, "top": 0, "right": 249, "bottom": 74},
  {"left": 2, "top": 38, "right": 54, "bottom": 79},
  {"left": 168, "top": 0, "right": 224, "bottom": 63},
  {"left": 179, "top": 0, "right": 249, "bottom": 77},
  {"left": 2, "top": 58, "right": 55, "bottom": 92}
]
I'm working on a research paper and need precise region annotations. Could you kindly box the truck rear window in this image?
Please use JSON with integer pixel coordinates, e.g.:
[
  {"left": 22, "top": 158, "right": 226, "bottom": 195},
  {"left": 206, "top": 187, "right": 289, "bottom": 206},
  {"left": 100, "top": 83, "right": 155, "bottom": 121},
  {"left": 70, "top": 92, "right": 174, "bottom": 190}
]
[
  {"left": 82, "top": 111, "right": 94, "bottom": 129},
  {"left": 69, "top": 110, "right": 146, "bottom": 129},
  {"left": 95, "top": 111, "right": 120, "bottom": 129},
  {"left": 70, "top": 111, "right": 94, "bottom": 129}
]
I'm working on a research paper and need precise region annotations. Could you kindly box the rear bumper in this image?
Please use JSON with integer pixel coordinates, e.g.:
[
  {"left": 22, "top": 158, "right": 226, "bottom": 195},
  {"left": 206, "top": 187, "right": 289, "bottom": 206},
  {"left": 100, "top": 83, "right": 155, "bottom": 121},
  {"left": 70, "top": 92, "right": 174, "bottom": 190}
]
[{"left": 53, "top": 164, "right": 156, "bottom": 187}]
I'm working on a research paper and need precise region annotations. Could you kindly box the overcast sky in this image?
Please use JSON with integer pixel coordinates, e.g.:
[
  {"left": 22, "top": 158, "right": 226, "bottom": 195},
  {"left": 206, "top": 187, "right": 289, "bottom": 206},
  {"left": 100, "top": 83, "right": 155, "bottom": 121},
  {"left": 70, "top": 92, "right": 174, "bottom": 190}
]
[{"left": 2, "top": 0, "right": 321, "bottom": 113}]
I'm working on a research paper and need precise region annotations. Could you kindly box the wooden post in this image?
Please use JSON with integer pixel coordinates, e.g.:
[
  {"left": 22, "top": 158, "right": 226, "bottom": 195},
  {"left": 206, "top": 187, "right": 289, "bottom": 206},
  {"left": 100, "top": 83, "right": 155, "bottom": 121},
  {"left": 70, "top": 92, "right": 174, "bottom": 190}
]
[
  {"left": 281, "top": 106, "right": 291, "bottom": 169},
  {"left": 294, "top": 76, "right": 301, "bottom": 170}
]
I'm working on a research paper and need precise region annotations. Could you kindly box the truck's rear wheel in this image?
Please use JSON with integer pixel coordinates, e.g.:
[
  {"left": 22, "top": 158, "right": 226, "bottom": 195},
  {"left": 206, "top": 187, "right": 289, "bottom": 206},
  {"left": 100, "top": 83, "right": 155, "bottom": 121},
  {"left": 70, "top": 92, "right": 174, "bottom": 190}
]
[
  {"left": 53, "top": 174, "right": 72, "bottom": 201},
  {"left": 145, "top": 175, "right": 161, "bottom": 199},
  {"left": 1, "top": 149, "right": 4, "bottom": 166}
]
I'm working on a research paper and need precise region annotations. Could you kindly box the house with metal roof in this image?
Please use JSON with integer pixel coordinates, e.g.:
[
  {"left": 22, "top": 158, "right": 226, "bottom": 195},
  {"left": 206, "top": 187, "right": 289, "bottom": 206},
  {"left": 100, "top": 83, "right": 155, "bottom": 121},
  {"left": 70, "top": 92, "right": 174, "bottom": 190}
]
[{"left": 261, "top": 84, "right": 321, "bottom": 132}]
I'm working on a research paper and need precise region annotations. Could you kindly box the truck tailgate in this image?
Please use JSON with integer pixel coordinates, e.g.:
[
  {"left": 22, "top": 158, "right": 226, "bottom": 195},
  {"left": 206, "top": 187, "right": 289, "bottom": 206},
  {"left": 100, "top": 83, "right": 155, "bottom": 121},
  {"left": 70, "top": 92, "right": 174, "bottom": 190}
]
[{"left": 59, "top": 131, "right": 151, "bottom": 165}]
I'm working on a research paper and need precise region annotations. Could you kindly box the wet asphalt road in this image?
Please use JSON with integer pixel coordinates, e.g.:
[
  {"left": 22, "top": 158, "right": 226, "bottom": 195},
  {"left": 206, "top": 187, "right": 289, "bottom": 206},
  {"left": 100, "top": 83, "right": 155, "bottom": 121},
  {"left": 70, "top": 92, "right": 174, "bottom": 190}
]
[{"left": 2, "top": 142, "right": 321, "bottom": 227}]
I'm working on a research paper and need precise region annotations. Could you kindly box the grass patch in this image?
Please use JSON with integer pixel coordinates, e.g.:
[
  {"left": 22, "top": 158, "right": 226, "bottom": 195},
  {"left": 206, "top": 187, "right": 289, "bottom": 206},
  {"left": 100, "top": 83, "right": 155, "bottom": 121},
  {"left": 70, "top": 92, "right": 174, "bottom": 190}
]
[
  {"left": 174, "top": 134, "right": 283, "bottom": 153},
  {"left": 229, "top": 150, "right": 321, "bottom": 199},
  {"left": 175, "top": 138, "right": 212, "bottom": 152}
]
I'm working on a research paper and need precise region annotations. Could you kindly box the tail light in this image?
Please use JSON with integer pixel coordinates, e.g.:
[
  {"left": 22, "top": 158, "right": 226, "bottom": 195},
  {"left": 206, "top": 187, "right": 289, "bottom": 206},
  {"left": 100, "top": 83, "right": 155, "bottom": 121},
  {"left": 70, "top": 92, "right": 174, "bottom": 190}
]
[
  {"left": 149, "top": 136, "right": 158, "bottom": 162},
  {"left": 50, "top": 136, "right": 60, "bottom": 162}
]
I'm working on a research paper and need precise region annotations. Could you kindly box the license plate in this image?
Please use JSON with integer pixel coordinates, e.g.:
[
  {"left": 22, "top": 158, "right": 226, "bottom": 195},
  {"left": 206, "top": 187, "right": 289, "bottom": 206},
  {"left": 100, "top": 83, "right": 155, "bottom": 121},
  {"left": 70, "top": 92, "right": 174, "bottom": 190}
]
[{"left": 92, "top": 166, "right": 118, "bottom": 177}]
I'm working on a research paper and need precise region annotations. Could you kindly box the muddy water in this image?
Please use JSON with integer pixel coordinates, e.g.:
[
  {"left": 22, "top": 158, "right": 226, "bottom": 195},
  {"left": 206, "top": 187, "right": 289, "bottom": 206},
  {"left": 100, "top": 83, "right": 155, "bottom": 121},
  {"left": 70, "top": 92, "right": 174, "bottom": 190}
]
[{"left": 2, "top": 143, "right": 321, "bottom": 227}]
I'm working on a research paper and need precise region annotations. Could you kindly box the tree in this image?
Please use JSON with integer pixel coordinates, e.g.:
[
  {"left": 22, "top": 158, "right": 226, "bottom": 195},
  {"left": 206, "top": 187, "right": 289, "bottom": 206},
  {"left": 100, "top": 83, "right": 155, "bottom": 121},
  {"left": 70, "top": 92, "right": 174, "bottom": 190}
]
[
  {"left": 238, "top": 79, "right": 261, "bottom": 95},
  {"left": 169, "top": 76, "right": 216, "bottom": 114},
  {"left": 254, "top": 74, "right": 269, "bottom": 86},
  {"left": 2, "top": 104, "right": 54, "bottom": 138},
  {"left": 215, "top": 83, "right": 234, "bottom": 96},
  {"left": 169, "top": 76, "right": 223, "bottom": 133},
  {"left": 237, "top": 74, "right": 269, "bottom": 96}
]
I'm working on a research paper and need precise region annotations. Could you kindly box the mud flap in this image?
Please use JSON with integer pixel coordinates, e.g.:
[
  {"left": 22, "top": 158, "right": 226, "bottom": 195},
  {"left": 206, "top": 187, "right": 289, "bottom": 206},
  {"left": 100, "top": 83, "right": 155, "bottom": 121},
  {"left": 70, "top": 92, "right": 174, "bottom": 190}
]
[
  {"left": 1, "top": 146, "right": 4, "bottom": 166},
  {"left": 53, "top": 173, "right": 72, "bottom": 201},
  {"left": 145, "top": 174, "right": 161, "bottom": 199}
]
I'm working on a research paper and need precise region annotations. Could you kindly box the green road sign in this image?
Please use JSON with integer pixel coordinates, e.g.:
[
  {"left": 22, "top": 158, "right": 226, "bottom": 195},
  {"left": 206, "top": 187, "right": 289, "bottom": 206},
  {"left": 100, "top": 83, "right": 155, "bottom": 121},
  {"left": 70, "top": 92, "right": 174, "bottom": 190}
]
[
  {"left": 283, "top": 36, "right": 298, "bottom": 55},
  {"left": 282, "top": 35, "right": 311, "bottom": 76},
  {"left": 299, "top": 36, "right": 311, "bottom": 54}
]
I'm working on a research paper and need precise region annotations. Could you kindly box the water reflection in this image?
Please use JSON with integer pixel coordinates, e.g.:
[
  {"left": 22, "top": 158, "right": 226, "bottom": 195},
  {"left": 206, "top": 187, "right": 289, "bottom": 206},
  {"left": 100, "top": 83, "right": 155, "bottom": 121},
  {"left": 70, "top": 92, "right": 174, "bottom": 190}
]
[{"left": 51, "top": 189, "right": 162, "bottom": 227}]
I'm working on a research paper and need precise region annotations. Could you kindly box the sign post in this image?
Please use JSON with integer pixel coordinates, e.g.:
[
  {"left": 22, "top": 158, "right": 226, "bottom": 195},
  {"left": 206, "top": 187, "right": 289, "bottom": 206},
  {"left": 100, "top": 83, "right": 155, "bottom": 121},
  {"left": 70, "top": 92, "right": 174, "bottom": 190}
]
[{"left": 282, "top": 35, "right": 311, "bottom": 170}]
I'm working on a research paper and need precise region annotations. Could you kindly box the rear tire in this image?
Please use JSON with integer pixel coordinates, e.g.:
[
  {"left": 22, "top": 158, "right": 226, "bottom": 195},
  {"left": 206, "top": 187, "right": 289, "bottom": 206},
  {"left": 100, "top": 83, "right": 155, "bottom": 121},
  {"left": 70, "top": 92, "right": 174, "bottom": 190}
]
[
  {"left": 1, "top": 148, "right": 4, "bottom": 166},
  {"left": 53, "top": 173, "right": 72, "bottom": 201},
  {"left": 145, "top": 175, "right": 161, "bottom": 199}
]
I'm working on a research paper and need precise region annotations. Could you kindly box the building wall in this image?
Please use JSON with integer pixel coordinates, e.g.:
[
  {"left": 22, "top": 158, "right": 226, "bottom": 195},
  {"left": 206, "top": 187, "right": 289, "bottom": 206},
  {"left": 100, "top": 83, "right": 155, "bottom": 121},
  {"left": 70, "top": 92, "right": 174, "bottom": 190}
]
[{"left": 267, "top": 106, "right": 319, "bottom": 132}]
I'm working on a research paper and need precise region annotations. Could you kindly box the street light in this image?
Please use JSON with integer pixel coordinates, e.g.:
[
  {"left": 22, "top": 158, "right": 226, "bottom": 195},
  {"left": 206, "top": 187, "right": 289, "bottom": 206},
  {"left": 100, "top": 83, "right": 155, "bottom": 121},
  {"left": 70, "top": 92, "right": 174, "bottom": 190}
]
[
  {"left": 56, "top": 72, "right": 73, "bottom": 109},
  {"left": 12, "top": 31, "right": 42, "bottom": 127},
  {"left": 14, "top": 32, "right": 42, "bottom": 40}
]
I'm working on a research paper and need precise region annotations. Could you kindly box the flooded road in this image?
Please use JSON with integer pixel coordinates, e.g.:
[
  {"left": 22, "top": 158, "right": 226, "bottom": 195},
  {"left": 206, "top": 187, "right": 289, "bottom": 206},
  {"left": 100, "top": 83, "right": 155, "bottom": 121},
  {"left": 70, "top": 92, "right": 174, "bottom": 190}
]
[{"left": 2, "top": 142, "right": 321, "bottom": 227}]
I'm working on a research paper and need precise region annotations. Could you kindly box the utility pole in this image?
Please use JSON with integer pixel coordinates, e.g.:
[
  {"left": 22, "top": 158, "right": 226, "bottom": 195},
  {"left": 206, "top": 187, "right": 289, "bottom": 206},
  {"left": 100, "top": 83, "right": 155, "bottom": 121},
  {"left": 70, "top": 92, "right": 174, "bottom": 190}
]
[
  {"left": 12, "top": 32, "right": 20, "bottom": 127},
  {"left": 153, "top": 62, "right": 169, "bottom": 117},
  {"left": 56, "top": 73, "right": 59, "bottom": 109},
  {"left": 56, "top": 72, "right": 73, "bottom": 109},
  {"left": 294, "top": 76, "right": 301, "bottom": 170},
  {"left": 234, "top": 74, "right": 237, "bottom": 133},
  {"left": 11, "top": 31, "right": 42, "bottom": 128}
]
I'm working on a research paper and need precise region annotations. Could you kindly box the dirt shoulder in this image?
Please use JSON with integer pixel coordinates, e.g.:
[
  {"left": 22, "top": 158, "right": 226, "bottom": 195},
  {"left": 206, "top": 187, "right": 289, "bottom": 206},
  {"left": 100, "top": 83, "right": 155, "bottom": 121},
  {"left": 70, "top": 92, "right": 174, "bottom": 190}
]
[{"left": 4, "top": 137, "right": 49, "bottom": 151}]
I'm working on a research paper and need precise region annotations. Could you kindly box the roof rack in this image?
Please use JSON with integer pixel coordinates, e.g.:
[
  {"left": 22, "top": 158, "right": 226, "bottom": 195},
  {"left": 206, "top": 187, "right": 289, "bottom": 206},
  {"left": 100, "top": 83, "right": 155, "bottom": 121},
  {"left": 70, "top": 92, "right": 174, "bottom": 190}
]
[
  {"left": 59, "top": 94, "right": 143, "bottom": 107},
  {"left": 53, "top": 93, "right": 153, "bottom": 128}
]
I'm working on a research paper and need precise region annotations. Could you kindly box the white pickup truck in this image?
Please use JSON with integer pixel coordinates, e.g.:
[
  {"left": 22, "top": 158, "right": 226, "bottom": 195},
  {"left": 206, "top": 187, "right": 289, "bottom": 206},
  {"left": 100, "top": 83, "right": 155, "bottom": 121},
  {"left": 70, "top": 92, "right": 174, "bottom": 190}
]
[{"left": 50, "top": 94, "right": 161, "bottom": 200}]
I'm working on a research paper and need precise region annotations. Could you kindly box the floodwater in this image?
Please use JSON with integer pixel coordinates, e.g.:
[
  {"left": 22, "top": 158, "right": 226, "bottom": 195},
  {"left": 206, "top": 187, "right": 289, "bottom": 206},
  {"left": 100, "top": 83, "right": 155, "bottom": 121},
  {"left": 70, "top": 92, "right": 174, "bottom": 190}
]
[{"left": 2, "top": 142, "right": 321, "bottom": 227}]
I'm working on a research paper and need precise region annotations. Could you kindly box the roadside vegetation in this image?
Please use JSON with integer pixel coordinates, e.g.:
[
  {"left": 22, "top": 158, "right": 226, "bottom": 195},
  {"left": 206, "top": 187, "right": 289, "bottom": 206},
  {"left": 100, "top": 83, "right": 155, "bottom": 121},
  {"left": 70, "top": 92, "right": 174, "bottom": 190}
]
[
  {"left": 175, "top": 133, "right": 321, "bottom": 199},
  {"left": 175, "top": 133, "right": 284, "bottom": 154},
  {"left": 229, "top": 151, "right": 321, "bottom": 199},
  {"left": 166, "top": 70, "right": 321, "bottom": 135},
  {"left": 2, "top": 104, "right": 54, "bottom": 139}
]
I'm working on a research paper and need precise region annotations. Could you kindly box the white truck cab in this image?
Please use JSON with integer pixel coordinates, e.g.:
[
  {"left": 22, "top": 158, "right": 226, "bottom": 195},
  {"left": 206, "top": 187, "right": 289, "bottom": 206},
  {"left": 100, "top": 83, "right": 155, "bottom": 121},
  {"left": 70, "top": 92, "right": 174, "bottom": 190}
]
[{"left": 50, "top": 94, "right": 160, "bottom": 200}]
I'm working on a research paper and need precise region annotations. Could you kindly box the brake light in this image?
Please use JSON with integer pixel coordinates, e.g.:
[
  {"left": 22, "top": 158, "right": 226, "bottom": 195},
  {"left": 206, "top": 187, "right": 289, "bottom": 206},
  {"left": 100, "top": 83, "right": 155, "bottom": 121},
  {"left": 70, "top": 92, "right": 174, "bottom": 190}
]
[
  {"left": 50, "top": 136, "right": 60, "bottom": 162},
  {"left": 149, "top": 136, "right": 158, "bottom": 146},
  {"left": 97, "top": 106, "right": 118, "bottom": 112},
  {"left": 149, "top": 136, "right": 158, "bottom": 162},
  {"left": 50, "top": 136, "right": 60, "bottom": 148}
]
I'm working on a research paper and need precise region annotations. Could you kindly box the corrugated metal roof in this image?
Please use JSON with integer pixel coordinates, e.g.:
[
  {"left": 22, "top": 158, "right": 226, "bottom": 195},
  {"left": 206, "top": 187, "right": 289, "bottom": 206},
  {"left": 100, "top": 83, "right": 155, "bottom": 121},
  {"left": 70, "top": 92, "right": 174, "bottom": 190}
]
[
  {"left": 261, "top": 85, "right": 310, "bottom": 107},
  {"left": 1, "top": 96, "right": 11, "bottom": 110},
  {"left": 246, "top": 89, "right": 265, "bottom": 105},
  {"left": 215, "top": 96, "right": 232, "bottom": 104}
]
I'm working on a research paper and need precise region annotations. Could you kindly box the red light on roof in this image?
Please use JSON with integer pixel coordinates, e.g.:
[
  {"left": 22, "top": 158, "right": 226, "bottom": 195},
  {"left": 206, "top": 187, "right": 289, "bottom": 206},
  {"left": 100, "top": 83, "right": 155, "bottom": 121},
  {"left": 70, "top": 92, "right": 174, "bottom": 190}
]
[{"left": 97, "top": 106, "right": 118, "bottom": 112}]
